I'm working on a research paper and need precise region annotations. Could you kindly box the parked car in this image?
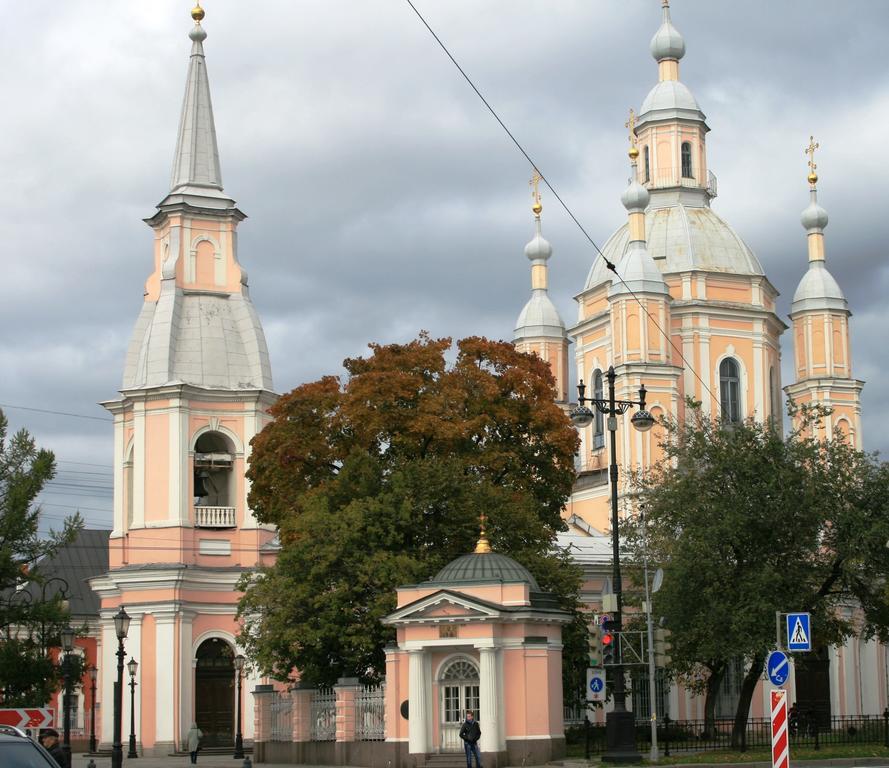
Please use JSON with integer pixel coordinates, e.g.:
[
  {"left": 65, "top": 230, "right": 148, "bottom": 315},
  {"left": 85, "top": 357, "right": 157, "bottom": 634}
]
[{"left": 0, "top": 727, "right": 60, "bottom": 768}]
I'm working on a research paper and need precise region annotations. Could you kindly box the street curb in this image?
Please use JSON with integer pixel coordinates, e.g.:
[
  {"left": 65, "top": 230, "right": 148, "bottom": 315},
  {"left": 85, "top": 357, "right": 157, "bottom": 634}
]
[{"left": 548, "top": 758, "right": 889, "bottom": 768}]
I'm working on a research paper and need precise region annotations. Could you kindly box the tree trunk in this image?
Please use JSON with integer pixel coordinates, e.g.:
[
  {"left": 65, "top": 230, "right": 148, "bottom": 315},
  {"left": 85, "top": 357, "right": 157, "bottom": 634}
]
[
  {"left": 702, "top": 663, "right": 726, "bottom": 738},
  {"left": 731, "top": 653, "right": 765, "bottom": 749}
]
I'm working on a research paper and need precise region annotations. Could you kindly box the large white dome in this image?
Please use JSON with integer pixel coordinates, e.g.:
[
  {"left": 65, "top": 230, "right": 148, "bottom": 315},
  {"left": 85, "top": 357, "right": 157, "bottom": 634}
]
[{"left": 585, "top": 204, "right": 764, "bottom": 289}]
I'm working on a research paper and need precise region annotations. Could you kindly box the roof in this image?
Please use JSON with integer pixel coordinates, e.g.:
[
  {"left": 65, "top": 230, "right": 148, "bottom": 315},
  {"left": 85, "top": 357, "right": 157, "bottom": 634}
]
[
  {"left": 21, "top": 529, "right": 111, "bottom": 618},
  {"left": 586, "top": 202, "right": 764, "bottom": 289},
  {"left": 791, "top": 262, "right": 848, "bottom": 313},
  {"left": 426, "top": 552, "right": 540, "bottom": 591},
  {"left": 514, "top": 290, "right": 566, "bottom": 340}
]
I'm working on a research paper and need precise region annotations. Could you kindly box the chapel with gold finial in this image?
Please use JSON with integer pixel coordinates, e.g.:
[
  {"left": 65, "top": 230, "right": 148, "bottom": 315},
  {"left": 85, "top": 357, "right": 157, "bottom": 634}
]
[
  {"left": 512, "top": 169, "right": 569, "bottom": 403},
  {"left": 785, "top": 137, "right": 863, "bottom": 445}
]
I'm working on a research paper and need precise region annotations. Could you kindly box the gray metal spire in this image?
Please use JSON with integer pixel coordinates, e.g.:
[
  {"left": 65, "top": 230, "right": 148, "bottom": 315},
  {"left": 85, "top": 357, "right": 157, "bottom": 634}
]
[{"left": 169, "top": 6, "right": 223, "bottom": 194}]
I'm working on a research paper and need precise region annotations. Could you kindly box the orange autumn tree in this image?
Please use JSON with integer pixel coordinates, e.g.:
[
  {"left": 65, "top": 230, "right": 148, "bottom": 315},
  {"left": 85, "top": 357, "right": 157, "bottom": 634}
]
[{"left": 238, "top": 334, "right": 581, "bottom": 686}]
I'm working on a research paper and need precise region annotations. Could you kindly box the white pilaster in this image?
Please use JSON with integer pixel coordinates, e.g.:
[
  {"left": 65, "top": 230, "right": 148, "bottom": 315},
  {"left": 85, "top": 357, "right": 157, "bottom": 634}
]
[
  {"left": 155, "top": 613, "right": 177, "bottom": 745},
  {"left": 132, "top": 402, "right": 146, "bottom": 528},
  {"left": 477, "top": 646, "right": 503, "bottom": 753},
  {"left": 112, "top": 416, "right": 124, "bottom": 536},
  {"left": 179, "top": 612, "right": 195, "bottom": 748},
  {"left": 408, "top": 649, "right": 430, "bottom": 754}
]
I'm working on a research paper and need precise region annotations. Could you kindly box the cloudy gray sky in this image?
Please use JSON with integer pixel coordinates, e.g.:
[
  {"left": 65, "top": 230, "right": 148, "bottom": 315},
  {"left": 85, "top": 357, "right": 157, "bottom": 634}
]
[{"left": 1, "top": 1, "right": 886, "bottom": 531}]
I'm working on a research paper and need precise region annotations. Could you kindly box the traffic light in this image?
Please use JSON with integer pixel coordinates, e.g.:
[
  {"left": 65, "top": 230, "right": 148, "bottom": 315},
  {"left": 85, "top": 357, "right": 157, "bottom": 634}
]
[
  {"left": 655, "top": 628, "right": 672, "bottom": 666},
  {"left": 589, "top": 624, "right": 602, "bottom": 667},
  {"left": 602, "top": 620, "right": 617, "bottom": 666}
]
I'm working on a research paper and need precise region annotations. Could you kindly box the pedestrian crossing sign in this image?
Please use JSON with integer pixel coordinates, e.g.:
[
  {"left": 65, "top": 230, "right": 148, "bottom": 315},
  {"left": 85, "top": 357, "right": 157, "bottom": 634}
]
[{"left": 786, "top": 612, "right": 812, "bottom": 652}]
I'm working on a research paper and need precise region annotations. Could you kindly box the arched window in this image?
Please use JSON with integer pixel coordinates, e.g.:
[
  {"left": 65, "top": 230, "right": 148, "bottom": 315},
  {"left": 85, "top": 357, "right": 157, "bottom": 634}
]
[
  {"left": 719, "top": 358, "right": 741, "bottom": 424},
  {"left": 193, "top": 431, "right": 236, "bottom": 527},
  {"left": 643, "top": 146, "right": 651, "bottom": 183},
  {"left": 593, "top": 370, "right": 605, "bottom": 449},
  {"left": 681, "top": 142, "right": 692, "bottom": 178}
]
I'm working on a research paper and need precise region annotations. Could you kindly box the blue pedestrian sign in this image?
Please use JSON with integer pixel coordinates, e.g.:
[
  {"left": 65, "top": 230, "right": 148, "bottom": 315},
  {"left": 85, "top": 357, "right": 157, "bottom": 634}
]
[
  {"left": 586, "top": 668, "right": 606, "bottom": 702},
  {"left": 786, "top": 612, "right": 812, "bottom": 652},
  {"left": 767, "top": 650, "right": 790, "bottom": 686}
]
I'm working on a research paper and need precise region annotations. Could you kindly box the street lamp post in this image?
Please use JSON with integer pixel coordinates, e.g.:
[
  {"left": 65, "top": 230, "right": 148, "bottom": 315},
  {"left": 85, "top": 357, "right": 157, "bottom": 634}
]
[
  {"left": 233, "top": 654, "right": 245, "bottom": 759},
  {"left": 571, "top": 365, "right": 653, "bottom": 763},
  {"left": 60, "top": 626, "right": 76, "bottom": 768},
  {"left": 88, "top": 665, "right": 98, "bottom": 754},
  {"left": 127, "top": 658, "right": 139, "bottom": 758},
  {"left": 111, "top": 606, "right": 131, "bottom": 768}
]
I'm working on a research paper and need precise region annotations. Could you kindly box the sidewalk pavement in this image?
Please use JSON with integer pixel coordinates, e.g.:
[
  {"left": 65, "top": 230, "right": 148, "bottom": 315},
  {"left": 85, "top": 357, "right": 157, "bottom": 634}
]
[{"left": 71, "top": 756, "right": 298, "bottom": 768}]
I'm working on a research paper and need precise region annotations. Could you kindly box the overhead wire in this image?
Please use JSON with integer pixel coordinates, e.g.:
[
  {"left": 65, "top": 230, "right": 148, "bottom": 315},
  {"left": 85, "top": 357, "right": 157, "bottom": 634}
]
[
  {"left": 0, "top": 403, "right": 112, "bottom": 422},
  {"left": 403, "top": 0, "right": 722, "bottom": 414}
]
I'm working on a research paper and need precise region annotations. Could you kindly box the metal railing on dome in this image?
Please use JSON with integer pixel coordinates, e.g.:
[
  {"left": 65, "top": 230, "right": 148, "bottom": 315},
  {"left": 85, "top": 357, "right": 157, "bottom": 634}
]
[
  {"left": 356, "top": 684, "right": 385, "bottom": 741},
  {"left": 311, "top": 688, "right": 337, "bottom": 742}
]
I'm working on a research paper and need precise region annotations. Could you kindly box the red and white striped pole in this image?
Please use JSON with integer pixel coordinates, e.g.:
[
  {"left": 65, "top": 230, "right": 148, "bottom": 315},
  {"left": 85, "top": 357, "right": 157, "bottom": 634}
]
[{"left": 771, "top": 689, "right": 789, "bottom": 768}]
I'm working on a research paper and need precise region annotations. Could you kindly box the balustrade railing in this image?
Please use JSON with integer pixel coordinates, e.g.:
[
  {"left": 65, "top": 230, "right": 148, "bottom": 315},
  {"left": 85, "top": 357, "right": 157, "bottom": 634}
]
[{"left": 194, "top": 505, "right": 236, "bottom": 528}]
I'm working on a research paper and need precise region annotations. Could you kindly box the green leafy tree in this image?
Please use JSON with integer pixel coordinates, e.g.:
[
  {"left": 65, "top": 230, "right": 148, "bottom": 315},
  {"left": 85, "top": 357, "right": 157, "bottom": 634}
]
[
  {"left": 238, "top": 334, "right": 585, "bottom": 688},
  {"left": 0, "top": 409, "right": 82, "bottom": 705},
  {"left": 624, "top": 401, "right": 889, "bottom": 745}
]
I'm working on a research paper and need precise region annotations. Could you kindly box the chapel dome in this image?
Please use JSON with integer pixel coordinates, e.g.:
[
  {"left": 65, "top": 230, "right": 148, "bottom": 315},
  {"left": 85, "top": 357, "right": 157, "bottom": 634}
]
[
  {"left": 429, "top": 552, "right": 540, "bottom": 591},
  {"left": 585, "top": 203, "right": 764, "bottom": 289},
  {"left": 650, "top": 17, "right": 685, "bottom": 61}
]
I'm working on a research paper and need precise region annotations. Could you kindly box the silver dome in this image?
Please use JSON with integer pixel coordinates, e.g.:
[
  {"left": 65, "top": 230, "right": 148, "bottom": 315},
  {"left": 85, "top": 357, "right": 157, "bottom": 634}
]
[
  {"left": 801, "top": 199, "right": 829, "bottom": 232},
  {"left": 514, "top": 290, "right": 566, "bottom": 340},
  {"left": 621, "top": 178, "right": 651, "bottom": 213},
  {"left": 791, "top": 262, "right": 847, "bottom": 313},
  {"left": 609, "top": 242, "right": 668, "bottom": 297},
  {"left": 586, "top": 204, "right": 764, "bottom": 290},
  {"left": 650, "top": 18, "right": 685, "bottom": 62},
  {"left": 640, "top": 80, "right": 700, "bottom": 115},
  {"left": 524, "top": 232, "right": 553, "bottom": 261}
]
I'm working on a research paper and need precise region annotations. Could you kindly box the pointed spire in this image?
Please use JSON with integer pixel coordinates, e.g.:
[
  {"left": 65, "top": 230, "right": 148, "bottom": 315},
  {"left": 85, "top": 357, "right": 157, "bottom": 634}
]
[
  {"left": 170, "top": 3, "right": 224, "bottom": 194},
  {"left": 514, "top": 169, "right": 565, "bottom": 341},
  {"left": 792, "top": 137, "right": 846, "bottom": 313}
]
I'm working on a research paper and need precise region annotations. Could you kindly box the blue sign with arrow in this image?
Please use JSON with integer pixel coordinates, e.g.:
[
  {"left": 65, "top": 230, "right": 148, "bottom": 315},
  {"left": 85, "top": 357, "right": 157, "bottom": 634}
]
[
  {"left": 786, "top": 612, "right": 812, "bottom": 652},
  {"left": 767, "top": 650, "right": 790, "bottom": 686}
]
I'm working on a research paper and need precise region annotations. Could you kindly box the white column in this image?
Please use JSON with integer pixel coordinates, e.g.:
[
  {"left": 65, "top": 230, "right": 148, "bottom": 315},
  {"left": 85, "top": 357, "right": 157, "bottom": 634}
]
[
  {"left": 100, "top": 618, "right": 117, "bottom": 748},
  {"left": 155, "top": 613, "right": 177, "bottom": 745},
  {"left": 478, "top": 646, "right": 502, "bottom": 753},
  {"left": 243, "top": 666, "right": 260, "bottom": 739},
  {"left": 125, "top": 616, "right": 143, "bottom": 748},
  {"left": 408, "top": 649, "right": 430, "bottom": 754},
  {"left": 179, "top": 612, "right": 195, "bottom": 748}
]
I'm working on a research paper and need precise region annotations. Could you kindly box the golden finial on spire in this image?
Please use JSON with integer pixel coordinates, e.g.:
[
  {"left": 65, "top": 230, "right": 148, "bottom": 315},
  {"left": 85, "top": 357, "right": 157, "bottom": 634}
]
[
  {"left": 626, "top": 108, "right": 639, "bottom": 159},
  {"left": 529, "top": 168, "right": 543, "bottom": 217},
  {"left": 191, "top": 1, "right": 205, "bottom": 23},
  {"left": 474, "top": 512, "right": 492, "bottom": 554},
  {"left": 806, "top": 135, "right": 820, "bottom": 186}
]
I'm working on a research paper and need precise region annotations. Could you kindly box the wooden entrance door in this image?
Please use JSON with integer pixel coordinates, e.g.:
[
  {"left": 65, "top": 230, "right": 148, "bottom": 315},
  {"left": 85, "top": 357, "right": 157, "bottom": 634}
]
[{"left": 194, "top": 638, "right": 234, "bottom": 747}]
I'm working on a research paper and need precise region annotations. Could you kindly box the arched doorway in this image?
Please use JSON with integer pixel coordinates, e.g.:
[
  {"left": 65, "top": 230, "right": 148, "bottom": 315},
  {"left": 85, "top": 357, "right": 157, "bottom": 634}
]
[
  {"left": 439, "top": 658, "right": 479, "bottom": 752},
  {"left": 195, "top": 638, "right": 235, "bottom": 747}
]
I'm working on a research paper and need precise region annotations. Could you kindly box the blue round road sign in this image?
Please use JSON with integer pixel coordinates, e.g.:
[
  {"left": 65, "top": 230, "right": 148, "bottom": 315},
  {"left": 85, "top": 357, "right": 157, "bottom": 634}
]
[
  {"left": 590, "top": 675, "right": 604, "bottom": 693},
  {"left": 767, "top": 650, "right": 789, "bottom": 686}
]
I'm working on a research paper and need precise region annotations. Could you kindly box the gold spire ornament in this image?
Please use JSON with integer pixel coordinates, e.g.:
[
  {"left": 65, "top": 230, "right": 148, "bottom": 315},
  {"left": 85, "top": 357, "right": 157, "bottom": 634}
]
[
  {"left": 474, "top": 512, "right": 492, "bottom": 554},
  {"left": 806, "top": 135, "right": 819, "bottom": 186},
  {"left": 626, "top": 108, "right": 639, "bottom": 159},
  {"left": 529, "top": 168, "right": 543, "bottom": 217},
  {"left": 191, "top": 2, "right": 205, "bottom": 23}
]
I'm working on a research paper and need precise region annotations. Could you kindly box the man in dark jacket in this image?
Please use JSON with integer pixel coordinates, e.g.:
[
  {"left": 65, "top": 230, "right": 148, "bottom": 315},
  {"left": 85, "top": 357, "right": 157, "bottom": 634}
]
[
  {"left": 459, "top": 710, "right": 482, "bottom": 768},
  {"left": 39, "top": 728, "right": 66, "bottom": 768}
]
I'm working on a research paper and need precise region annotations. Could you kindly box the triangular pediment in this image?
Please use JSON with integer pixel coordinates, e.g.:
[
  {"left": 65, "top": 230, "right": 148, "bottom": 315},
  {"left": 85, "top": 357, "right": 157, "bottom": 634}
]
[{"left": 383, "top": 589, "right": 503, "bottom": 626}]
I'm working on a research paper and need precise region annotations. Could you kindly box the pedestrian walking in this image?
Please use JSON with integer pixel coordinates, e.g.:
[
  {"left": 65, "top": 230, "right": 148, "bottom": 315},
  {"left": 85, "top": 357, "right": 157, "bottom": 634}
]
[
  {"left": 459, "top": 710, "right": 482, "bottom": 768},
  {"left": 186, "top": 722, "right": 203, "bottom": 764},
  {"left": 38, "top": 728, "right": 65, "bottom": 768}
]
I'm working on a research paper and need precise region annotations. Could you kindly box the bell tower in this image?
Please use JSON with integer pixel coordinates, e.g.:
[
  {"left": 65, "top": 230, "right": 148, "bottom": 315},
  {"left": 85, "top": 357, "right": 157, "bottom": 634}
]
[{"left": 91, "top": 5, "right": 276, "bottom": 755}]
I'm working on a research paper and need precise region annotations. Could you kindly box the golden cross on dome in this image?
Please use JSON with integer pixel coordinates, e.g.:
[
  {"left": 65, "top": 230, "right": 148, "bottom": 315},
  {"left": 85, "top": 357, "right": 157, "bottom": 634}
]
[
  {"left": 805, "top": 135, "right": 820, "bottom": 185},
  {"left": 625, "top": 108, "right": 637, "bottom": 146},
  {"left": 474, "top": 512, "right": 492, "bottom": 554},
  {"left": 529, "top": 168, "right": 543, "bottom": 217}
]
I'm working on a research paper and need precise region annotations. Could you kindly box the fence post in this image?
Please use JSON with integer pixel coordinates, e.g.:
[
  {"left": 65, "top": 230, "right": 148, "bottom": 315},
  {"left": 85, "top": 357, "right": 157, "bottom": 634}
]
[
  {"left": 584, "top": 714, "right": 590, "bottom": 760},
  {"left": 883, "top": 709, "right": 889, "bottom": 748},
  {"left": 663, "top": 715, "right": 670, "bottom": 757}
]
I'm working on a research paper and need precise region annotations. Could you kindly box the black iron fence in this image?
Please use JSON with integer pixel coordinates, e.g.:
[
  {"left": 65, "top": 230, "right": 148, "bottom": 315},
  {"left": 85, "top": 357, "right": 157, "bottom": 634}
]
[{"left": 573, "top": 712, "right": 889, "bottom": 756}]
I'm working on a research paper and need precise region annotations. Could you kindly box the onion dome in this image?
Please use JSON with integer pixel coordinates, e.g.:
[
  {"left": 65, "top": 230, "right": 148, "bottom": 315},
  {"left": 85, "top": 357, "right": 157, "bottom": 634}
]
[
  {"left": 650, "top": 1, "right": 685, "bottom": 62},
  {"left": 621, "top": 177, "right": 650, "bottom": 213},
  {"left": 428, "top": 552, "right": 540, "bottom": 591},
  {"left": 801, "top": 190, "right": 829, "bottom": 232},
  {"left": 524, "top": 231, "right": 553, "bottom": 262}
]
